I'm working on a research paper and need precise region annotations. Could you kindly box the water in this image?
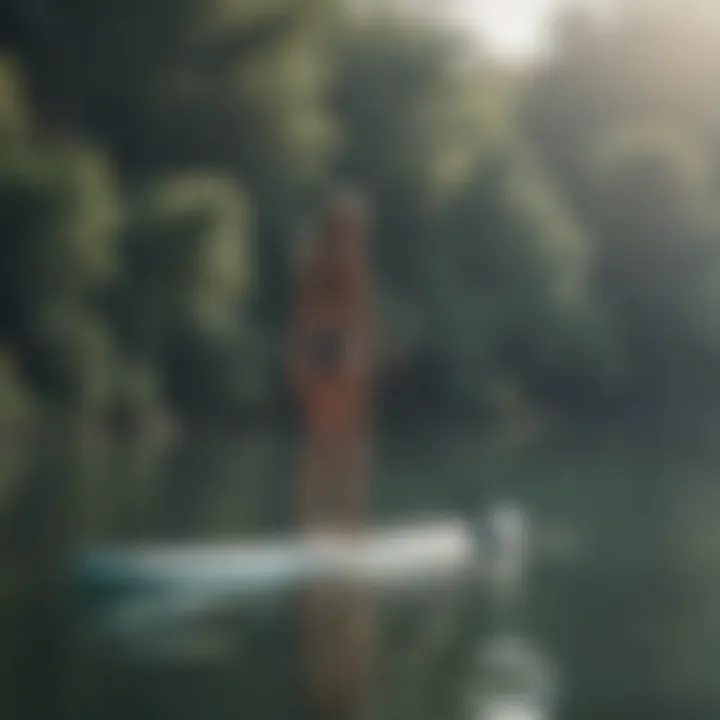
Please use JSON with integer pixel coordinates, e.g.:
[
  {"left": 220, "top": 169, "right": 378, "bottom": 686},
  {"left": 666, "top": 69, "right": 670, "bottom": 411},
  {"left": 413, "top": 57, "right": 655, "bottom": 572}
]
[{"left": 3, "top": 425, "right": 720, "bottom": 719}]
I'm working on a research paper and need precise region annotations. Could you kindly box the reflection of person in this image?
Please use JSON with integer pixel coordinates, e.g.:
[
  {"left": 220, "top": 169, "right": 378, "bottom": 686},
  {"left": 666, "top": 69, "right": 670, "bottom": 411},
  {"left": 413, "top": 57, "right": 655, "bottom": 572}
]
[
  {"left": 290, "top": 188, "right": 375, "bottom": 531},
  {"left": 290, "top": 189, "right": 376, "bottom": 720}
]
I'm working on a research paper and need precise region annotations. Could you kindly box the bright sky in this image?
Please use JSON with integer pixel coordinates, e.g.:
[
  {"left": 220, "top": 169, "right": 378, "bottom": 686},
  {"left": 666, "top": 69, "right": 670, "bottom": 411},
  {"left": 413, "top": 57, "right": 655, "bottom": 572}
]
[
  {"left": 354, "top": 0, "right": 604, "bottom": 59},
  {"left": 448, "top": 0, "right": 572, "bottom": 58}
]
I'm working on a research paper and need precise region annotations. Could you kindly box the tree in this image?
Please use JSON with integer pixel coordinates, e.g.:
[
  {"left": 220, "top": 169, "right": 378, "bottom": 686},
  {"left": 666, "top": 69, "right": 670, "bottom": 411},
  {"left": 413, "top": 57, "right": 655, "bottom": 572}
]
[
  {"left": 111, "top": 173, "right": 263, "bottom": 419},
  {"left": 0, "top": 62, "right": 120, "bottom": 408},
  {"left": 589, "top": 127, "right": 720, "bottom": 406},
  {"left": 523, "top": 2, "right": 720, "bottom": 414}
]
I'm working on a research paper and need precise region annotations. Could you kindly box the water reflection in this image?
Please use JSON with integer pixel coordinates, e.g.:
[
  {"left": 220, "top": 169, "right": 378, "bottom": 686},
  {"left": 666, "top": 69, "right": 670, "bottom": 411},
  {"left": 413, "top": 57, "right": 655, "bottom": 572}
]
[
  {"left": 470, "top": 504, "right": 559, "bottom": 720},
  {"left": 6, "top": 430, "right": 720, "bottom": 719},
  {"left": 468, "top": 636, "right": 558, "bottom": 720}
]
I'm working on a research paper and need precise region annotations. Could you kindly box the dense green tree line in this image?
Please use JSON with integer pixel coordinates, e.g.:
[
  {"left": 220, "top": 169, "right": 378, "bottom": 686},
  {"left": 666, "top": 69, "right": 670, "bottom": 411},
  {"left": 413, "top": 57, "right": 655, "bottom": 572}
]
[{"left": 2, "top": 1, "right": 720, "bottom": 433}]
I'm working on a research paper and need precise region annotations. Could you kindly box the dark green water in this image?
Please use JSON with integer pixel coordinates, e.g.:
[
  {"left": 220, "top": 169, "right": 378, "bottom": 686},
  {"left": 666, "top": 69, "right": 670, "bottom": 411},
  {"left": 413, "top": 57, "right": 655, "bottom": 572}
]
[{"left": 4, "top": 425, "right": 720, "bottom": 720}]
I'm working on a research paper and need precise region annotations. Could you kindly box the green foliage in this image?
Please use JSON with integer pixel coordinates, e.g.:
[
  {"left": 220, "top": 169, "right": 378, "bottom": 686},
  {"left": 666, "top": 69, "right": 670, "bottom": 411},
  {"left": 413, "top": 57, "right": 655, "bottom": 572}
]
[
  {"left": 589, "top": 126, "right": 720, "bottom": 394},
  {"left": 117, "top": 174, "right": 252, "bottom": 341},
  {"left": 332, "top": 14, "right": 503, "bottom": 201},
  {"left": 0, "top": 98, "right": 120, "bottom": 405},
  {"left": 330, "top": 14, "right": 526, "bottom": 423},
  {"left": 0, "top": 350, "right": 35, "bottom": 429},
  {"left": 163, "top": 322, "right": 268, "bottom": 422},
  {"left": 36, "top": 0, "right": 336, "bottom": 189},
  {"left": 0, "top": 54, "right": 28, "bottom": 143},
  {"left": 29, "top": 306, "right": 115, "bottom": 410},
  {"left": 430, "top": 147, "right": 606, "bottom": 416},
  {"left": 524, "top": 3, "right": 720, "bottom": 411},
  {"left": 3, "top": 0, "right": 720, "bottom": 426},
  {"left": 0, "top": 142, "right": 118, "bottom": 307}
]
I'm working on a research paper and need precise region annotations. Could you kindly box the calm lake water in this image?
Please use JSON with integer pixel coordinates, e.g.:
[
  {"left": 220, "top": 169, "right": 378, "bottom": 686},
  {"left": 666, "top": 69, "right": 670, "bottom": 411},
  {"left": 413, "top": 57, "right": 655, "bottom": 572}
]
[{"left": 4, "top": 424, "right": 720, "bottom": 720}]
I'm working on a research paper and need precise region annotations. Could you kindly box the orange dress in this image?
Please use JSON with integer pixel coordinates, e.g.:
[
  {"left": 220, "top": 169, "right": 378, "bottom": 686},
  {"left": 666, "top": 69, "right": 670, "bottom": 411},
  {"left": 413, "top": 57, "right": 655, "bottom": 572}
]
[
  {"left": 290, "top": 204, "right": 376, "bottom": 720},
  {"left": 291, "top": 255, "right": 374, "bottom": 528}
]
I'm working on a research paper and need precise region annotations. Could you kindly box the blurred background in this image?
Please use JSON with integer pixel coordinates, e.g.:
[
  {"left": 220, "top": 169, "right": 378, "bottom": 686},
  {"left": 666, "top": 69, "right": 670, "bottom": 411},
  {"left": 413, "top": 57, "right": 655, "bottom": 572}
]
[{"left": 2, "top": 0, "right": 720, "bottom": 718}]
